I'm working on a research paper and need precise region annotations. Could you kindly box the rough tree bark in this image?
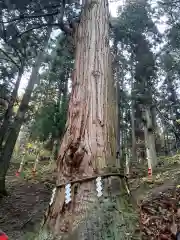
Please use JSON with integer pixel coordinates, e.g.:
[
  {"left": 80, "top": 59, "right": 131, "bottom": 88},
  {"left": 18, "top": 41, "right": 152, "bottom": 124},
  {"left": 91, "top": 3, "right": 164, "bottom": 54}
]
[
  {"left": 0, "top": 27, "right": 52, "bottom": 195},
  {"left": 143, "top": 106, "right": 157, "bottom": 171},
  {"left": 37, "top": 1, "right": 137, "bottom": 239}
]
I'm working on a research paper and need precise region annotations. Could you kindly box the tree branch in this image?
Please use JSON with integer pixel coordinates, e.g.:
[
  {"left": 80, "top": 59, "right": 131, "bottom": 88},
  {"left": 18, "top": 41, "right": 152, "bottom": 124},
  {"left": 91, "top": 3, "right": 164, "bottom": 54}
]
[
  {"left": 159, "top": 0, "right": 180, "bottom": 7},
  {"left": 0, "top": 57, "right": 18, "bottom": 66},
  {"left": 1, "top": 1, "right": 72, "bottom": 39},
  {"left": 0, "top": 48, "right": 20, "bottom": 70},
  {"left": 156, "top": 105, "right": 180, "bottom": 141},
  {"left": 1, "top": 11, "right": 60, "bottom": 24},
  {"left": 11, "top": 21, "right": 72, "bottom": 41},
  {"left": 12, "top": 23, "right": 60, "bottom": 39},
  {"left": 57, "top": 0, "right": 72, "bottom": 34},
  {"left": 56, "top": 172, "right": 128, "bottom": 188},
  {"left": 2, "top": 35, "right": 24, "bottom": 68}
]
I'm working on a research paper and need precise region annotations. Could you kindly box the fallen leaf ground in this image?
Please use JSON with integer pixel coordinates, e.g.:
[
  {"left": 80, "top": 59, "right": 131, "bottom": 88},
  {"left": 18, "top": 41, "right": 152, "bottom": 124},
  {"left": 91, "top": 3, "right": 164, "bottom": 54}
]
[{"left": 130, "top": 157, "right": 180, "bottom": 240}]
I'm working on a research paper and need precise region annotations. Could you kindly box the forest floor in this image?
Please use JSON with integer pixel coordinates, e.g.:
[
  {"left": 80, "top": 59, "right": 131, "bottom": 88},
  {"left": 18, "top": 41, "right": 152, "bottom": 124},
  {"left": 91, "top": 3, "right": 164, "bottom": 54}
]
[
  {"left": 1, "top": 155, "right": 180, "bottom": 239},
  {"left": 0, "top": 160, "right": 56, "bottom": 240},
  {"left": 130, "top": 154, "right": 180, "bottom": 240}
]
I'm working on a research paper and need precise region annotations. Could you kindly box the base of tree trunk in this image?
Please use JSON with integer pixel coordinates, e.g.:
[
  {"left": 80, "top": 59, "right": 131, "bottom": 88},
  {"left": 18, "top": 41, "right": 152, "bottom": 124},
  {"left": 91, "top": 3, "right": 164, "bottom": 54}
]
[
  {"left": 0, "top": 176, "right": 8, "bottom": 197},
  {"left": 0, "top": 155, "right": 9, "bottom": 197},
  {"left": 36, "top": 178, "right": 140, "bottom": 240}
]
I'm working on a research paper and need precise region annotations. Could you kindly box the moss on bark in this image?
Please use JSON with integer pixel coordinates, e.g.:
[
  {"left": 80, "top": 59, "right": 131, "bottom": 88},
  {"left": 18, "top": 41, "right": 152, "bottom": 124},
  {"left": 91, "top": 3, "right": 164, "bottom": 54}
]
[{"left": 36, "top": 178, "right": 139, "bottom": 240}]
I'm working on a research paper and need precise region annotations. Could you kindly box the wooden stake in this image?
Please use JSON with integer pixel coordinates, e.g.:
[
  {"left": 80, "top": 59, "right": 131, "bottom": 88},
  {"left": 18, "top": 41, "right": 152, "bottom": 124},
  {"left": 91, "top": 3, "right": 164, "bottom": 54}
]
[
  {"left": 148, "top": 168, "right": 153, "bottom": 181},
  {"left": 17, "top": 154, "right": 25, "bottom": 173},
  {"left": 32, "top": 153, "right": 39, "bottom": 175}
]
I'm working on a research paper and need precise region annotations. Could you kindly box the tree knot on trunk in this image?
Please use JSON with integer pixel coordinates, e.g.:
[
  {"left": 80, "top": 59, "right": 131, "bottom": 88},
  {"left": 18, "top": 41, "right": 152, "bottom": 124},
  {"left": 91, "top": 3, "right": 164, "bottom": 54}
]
[
  {"left": 105, "top": 36, "right": 109, "bottom": 47},
  {"left": 148, "top": 127, "right": 153, "bottom": 133},
  {"left": 85, "top": 1, "right": 98, "bottom": 11},
  {"left": 65, "top": 141, "right": 87, "bottom": 171},
  {"left": 92, "top": 70, "right": 101, "bottom": 79}
]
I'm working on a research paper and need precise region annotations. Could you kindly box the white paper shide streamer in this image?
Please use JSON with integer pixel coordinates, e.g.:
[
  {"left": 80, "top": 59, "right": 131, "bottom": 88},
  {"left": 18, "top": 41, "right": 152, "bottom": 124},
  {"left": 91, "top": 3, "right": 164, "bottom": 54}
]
[
  {"left": 49, "top": 187, "right": 56, "bottom": 206},
  {"left": 65, "top": 183, "right": 71, "bottom": 204},
  {"left": 96, "top": 177, "right": 103, "bottom": 197}
]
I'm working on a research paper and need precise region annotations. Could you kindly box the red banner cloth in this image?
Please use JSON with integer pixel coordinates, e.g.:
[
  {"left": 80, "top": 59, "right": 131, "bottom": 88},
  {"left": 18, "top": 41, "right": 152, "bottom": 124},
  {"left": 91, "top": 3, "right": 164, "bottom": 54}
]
[{"left": 0, "top": 232, "right": 8, "bottom": 240}]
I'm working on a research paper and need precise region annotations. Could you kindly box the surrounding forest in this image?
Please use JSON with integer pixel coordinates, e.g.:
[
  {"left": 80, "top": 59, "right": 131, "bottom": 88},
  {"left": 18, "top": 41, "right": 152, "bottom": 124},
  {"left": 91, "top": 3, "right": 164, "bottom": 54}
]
[{"left": 1, "top": 0, "right": 180, "bottom": 239}]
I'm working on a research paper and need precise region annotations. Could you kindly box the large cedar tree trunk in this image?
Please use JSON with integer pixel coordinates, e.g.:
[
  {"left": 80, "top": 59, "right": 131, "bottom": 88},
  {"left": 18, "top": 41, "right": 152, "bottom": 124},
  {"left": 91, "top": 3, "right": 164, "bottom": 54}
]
[
  {"left": 37, "top": 1, "right": 138, "bottom": 240},
  {"left": 143, "top": 106, "right": 157, "bottom": 170}
]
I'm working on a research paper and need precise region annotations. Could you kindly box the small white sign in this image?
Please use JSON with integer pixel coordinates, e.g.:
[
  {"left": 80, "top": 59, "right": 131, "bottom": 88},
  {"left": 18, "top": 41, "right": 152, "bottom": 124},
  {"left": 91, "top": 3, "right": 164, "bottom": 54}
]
[
  {"left": 65, "top": 183, "right": 71, "bottom": 204},
  {"left": 96, "top": 177, "right": 103, "bottom": 197},
  {"left": 49, "top": 187, "right": 56, "bottom": 206}
]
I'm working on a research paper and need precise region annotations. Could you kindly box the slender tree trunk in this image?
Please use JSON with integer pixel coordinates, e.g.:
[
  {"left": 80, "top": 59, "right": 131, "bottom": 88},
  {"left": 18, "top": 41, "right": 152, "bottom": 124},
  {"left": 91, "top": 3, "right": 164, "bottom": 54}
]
[
  {"left": 17, "top": 154, "right": 25, "bottom": 174},
  {"left": 113, "top": 40, "right": 121, "bottom": 167},
  {"left": 131, "top": 92, "right": 137, "bottom": 166},
  {"left": 33, "top": 153, "right": 39, "bottom": 173},
  {"left": 116, "top": 78, "right": 121, "bottom": 167},
  {"left": 143, "top": 106, "right": 157, "bottom": 171},
  {"left": 54, "top": 77, "right": 69, "bottom": 160},
  {"left": 0, "top": 28, "right": 52, "bottom": 195},
  {"left": 126, "top": 148, "right": 131, "bottom": 175},
  {"left": 166, "top": 132, "right": 169, "bottom": 155},
  {"left": 163, "top": 127, "right": 168, "bottom": 156},
  {"left": 121, "top": 124, "right": 124, "bottom": 162},
  {"left": 0, "top": 70, "right": 23, "bottom": 147},
  {"left": 151, "top": 106, "right": 159, "bottom": 154},
  {"left": 37, "top": 1, "right": 136, "bottom": 239},
  {"left": 124, "top": 121, "right": 130, "bottom": 175},
  {"left": 131, "top": 103, "right": 137, "bottom": 162}
]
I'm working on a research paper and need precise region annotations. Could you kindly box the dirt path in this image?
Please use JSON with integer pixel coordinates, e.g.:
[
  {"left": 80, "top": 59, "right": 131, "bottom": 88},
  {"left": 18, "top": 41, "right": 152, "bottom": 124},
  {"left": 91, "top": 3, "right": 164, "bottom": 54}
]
[{"left": 0, "top": 166, "right": 53, "bottom": 240}]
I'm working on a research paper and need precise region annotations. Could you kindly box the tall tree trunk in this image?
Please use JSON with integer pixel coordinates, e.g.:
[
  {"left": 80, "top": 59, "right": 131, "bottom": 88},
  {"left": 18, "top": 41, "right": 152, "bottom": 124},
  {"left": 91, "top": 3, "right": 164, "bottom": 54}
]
[
  {"left": 143, "top": 106, "right": 157, "bottom": 171},
  {"left": 131, "top": 103, "right": 137, "bottom": 162},
  {"left": 165, "top": 131, "right": 170, "bottom": 155},
  {"left": 151, "top": 106, "right": 162, "bottom": 155},
  {"left": 121, "top": 121, "right": 125, "bottom": 162},
  {"left": 0, "top": 70, "right": 23, "bottom": 147},
  {"left": 37, "top": 1, "right": 137, "bottom": 239},
  {"left": 116, "top": 80, "right": 121, "bottom": 167},
  {"left": 0, "top": 28, "right": 52, "bottom": 195},
  {"left": 54, "top": 75, "right": 69, "bottom": 160},
  {"left": 124, "top": 120, "right": 130, "bottom": 175},
  {"left": 130, "top": 77, "right": 137, "bottom": 165},
  {"left": 113, "top": 39, "right": 121, "bottom": 167}
]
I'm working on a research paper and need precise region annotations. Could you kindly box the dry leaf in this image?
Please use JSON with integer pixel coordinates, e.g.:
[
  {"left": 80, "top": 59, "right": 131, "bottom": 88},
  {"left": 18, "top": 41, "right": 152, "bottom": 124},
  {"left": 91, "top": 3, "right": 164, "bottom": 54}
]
[
  {"left": 177, "top": 208, "right": 180, "bottom": 217},
  {"left": 159, "top": 234, "right": 169, "bottom": 240},
  {"left": 170, "top": 222, "right": 177, "bottom": 235},
  {"left": 142, "top": 217, "right": 150, "bottom": 225}
]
